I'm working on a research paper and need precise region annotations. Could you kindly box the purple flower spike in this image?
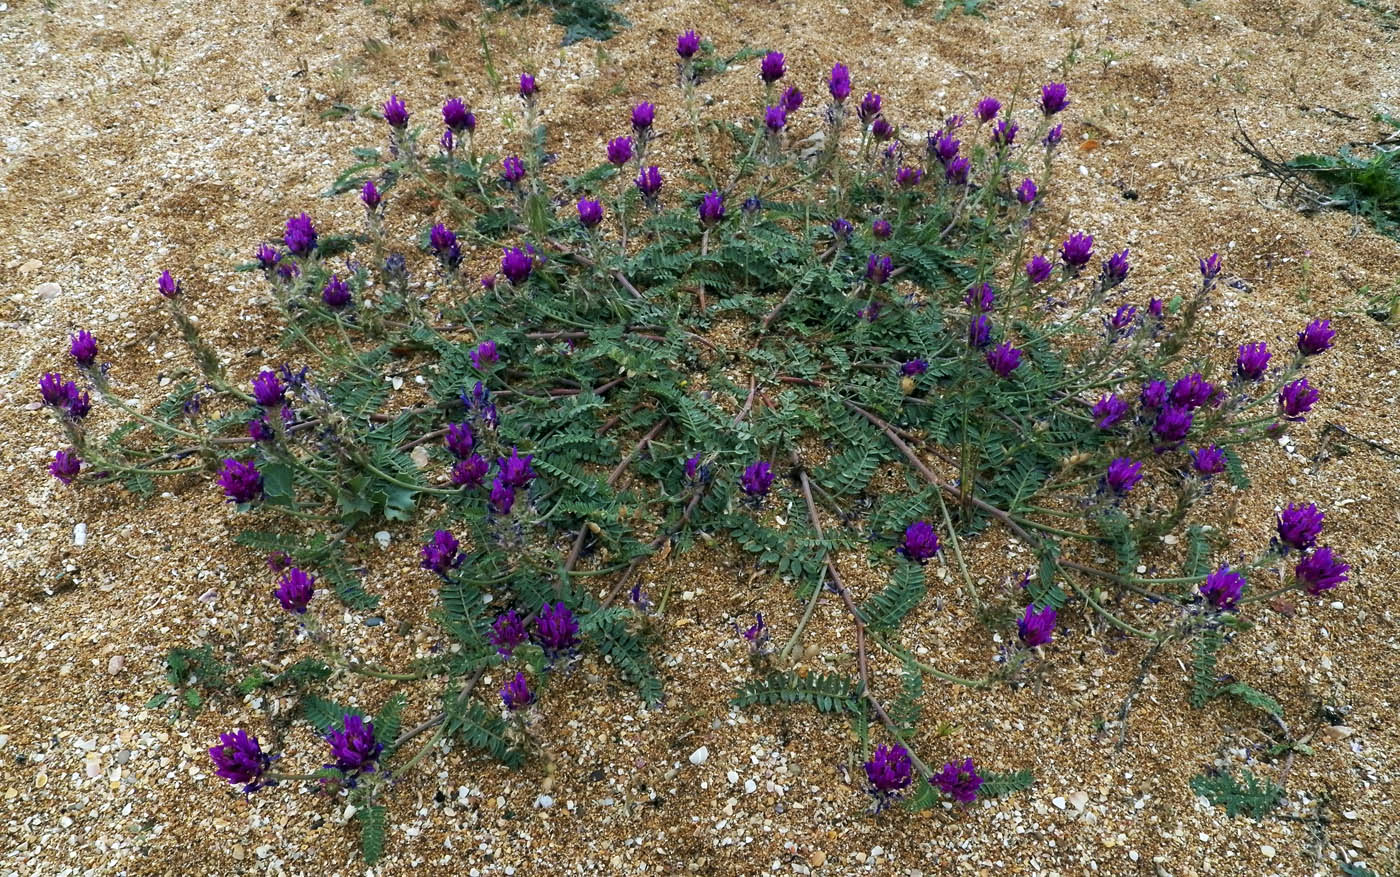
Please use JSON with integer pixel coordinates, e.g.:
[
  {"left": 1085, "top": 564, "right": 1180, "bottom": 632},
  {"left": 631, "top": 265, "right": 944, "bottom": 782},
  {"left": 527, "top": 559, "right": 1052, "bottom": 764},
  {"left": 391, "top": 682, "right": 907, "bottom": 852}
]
[
  {"left": 872, "top": 219, "right": 892, "bottom": 240},
  {"left": 742, "top": 612, "right": 769, "bottom": 650},
  {"left": 1101, "top": 248, "right": 1131, "bottom": 289},
  {"left": 1109, "top": 304, "right": 1137, "bottom": 332},
  {"left": 871, "top": 117, "right": 894, "bottom": 141},
  {"left": 684, "top": 453, "right": 704, "bottom": 482},
  {"left": 1190, "top": 445, "right": 1227, "bottom": 476},
  {"left": 1295, "top": 546, "right": 1349, "bottom": 596},
  {"left": 518, "top": 73, "right": 538, "bottom": 99},
  {"left": 501, "top": 155, "right": 526, "bottom": 184},
  {"left": 218, "top": 458, "right": 263, "bottom": 504},
  {"left": 443, "top": 98, "right": 475, "bottom": 133},
  {"left": 636, "top": 165, "right": 664, "bottom": 197},
  {"left": 64, "top": 386, "right": 90, "bottom": 421},
  {"left": 865, "top": 744, "right": 913, "bottom": 795},
  {"left": 535, "top": 601, "right": 580, "bottom": 657},
  {"left": 865, "top": 253, "right": 894, "bottom": 285},
  {"left": 501, "top": 672, "right": 534, "bottom": 711},
  {"left": 1149, "top": 298, "right": 1164, "bottom": 319},
  {"left": 491, "top": 610, "right": 529, "bottom": 656},
  {"left": 251, "top": 370, "right": 286, "bottom": 408},
  {"left": 445, "top": 422, "right": 475, "bottom": 459},
  {"left": 965, "top": 283, "right": 996, "bottom": 312},
  {"left": 1277, "top": 503, "right": 1324, "bottom": 551},
  {"left": 945, "top": 156, "right": 971, "bottom": 185},
  {"left": 248, "top": 418, "right": 274, "bottom": 443},
  {"left": 1153, "top": 404, "right": 1194, "bottom": 444},
  {"left": 274, "top": 567, "right": 315, "bottom": 614},
  {"left": 451, "top": 454, "right": 490, "bottom": 488},
  {"left": 360, "top": 180, "right": 382, "bottom": 211},
  {"left": 501, "top": 247, "right": 533, "bottom": 285},
  {"left": 1016, "top": 178, "right": 1038, "bottom": 205},
  {"left": 325, "top": 715, "right": 382, "bottom": 776},
  {"left": 935, "top": 758, "right": 984, "bottom": 804},
  {"left": 69, "top": 331, "right": 98, "bottom": 368},
  {"left": 1018, "top": 604, "right": 1056, "bottom": 647},
  {"left": 831, "top": 217, "right": 854, "bottom": 240},
  {"left": 50, "top": 449, "right": 81, "bottom": 485},
  {"left": 932, "top": 131, "right": 961, "bottom": 165},
  {"left": 631, "top": 101, "right": 655, "bottom": 131},
  {"left": 1060, "top": 232, "right": 1094, "bottom": 270},
  {"left": 986, "top": 342, "right": 1022, "bottom": 378},
  {"left": 382, "top": 94, "right": 409, "bottom": 128},
  {"left": 1139, "top": 380, "right": 1168, "bottom": 411},
  {"left": 1171, "top": 373, "right": 1216, "bottom": 410},
  {"left": 209, "top": 730, "right": 273, "bottom": 794},
  {"left": 255, "top": 245, "right": 281, "bottom": 270},
  {"left": 859, "top": 92, "right": 882, "bottom": 124},
  {"left": 741, "top": 461, "right": 775, "bottom": 497},
  {"left": 284, "top": 212, "right": 318, "bottom": 257},
  {"left": 1199, "top": 252, "right": 1223, "bottom": 284},
  {"left": 1105, "top": 457, "right": 1143, "bottom": 494},
  {"left": 901, "top": 359, "right": 928, "bottom": 376},
  {"left": 1091, "top": 394, "right": 1129, "bottom": 429},
  {"left": 321, "top": 275, "right": 352, "bottom": 310},
  {"left": 975, "top": 96, "right": 1001, "bottom": 122},
  {"left": 1026, "top": 255, "right": 1054, "bottom": 284},
  {"left": 1043, "top": 124, "right": 1064, "bottom": 148},
  {"left": 699, "top": 191, "right": 725, "bottom": 226},
  {"left": 1200, "top": 565, "right": 1245, "bottom": 611},
  {"left": 497, "top": 447, "right": 536, "bottom": 488},
  {"left": 1278, "top": 378, "right": 1318, "bottom": 420},
  {"left": 577, "top": 198, "right": 604, "bottom": 228},
  {"left": 1296, "top": 319, "right": 1334, "bottom": 356},
  {"left": 991, "top": 119, "right": 1018, "bottom": 147},
  {"left": 420, "top": 529, "right": 463, "bottom": 576},
  {"left": 1040, "top": 82, "right": 1069, "bottom": 115},
  {"left": 607, "top": 135, "right": 634, "bottom": 166},
  {"left": 759, "top": 51, "right": 785, "bottom": 84},
  {"left": 828, "top": 63, "right": 851, "bottom": 102},
  {"left": 896, "top": 166, "right": 924, "bottom": 187},
  {"left": 968, "top": 313, "right": 992, "bottom": 349},
  {"left": 780, "top": 86, "right": 804, "bottom": 114},
  {"left": 764, "top": 104, "right": 787, "bottom": 132},
  {"left": 39, "top": 372, "right": 67, "bottom": 406},
  {"left": 677, "top": 29, "right": 700, "bottom": 59},
  {"left": 1236, "top": 342, "right": 1271, "bottom": 381},
  {"left": 899, "top": 521, "right": 941, "bottom": 563},
  {"left": 487, "top": 477, "right": 516, "bottom": 513}
]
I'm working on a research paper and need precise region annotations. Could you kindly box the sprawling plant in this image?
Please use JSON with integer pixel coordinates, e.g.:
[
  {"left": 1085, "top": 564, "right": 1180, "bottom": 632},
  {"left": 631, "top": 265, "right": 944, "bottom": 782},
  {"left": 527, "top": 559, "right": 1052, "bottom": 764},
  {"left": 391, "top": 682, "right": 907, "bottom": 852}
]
[{"left": 39, "top": 34, "right": 1350, "bottom": 862}]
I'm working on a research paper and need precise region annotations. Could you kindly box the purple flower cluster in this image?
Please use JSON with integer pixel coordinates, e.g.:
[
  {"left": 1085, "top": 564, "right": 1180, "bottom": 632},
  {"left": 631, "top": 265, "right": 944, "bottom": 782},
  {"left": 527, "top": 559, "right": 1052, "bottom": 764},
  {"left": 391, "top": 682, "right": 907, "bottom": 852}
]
[
  {"left": 326, "top": 714, "right": 382, "bottom": 776},
  {"left": 535, "top": 601, "right": 580, "bottom": 657},
  {"left": 209, "top": 730, "right": 273, "bottom": 794},
  {"left": 38, "top": 372, "right": 90, "bottom": 421},
  {"left": 491, "top": 609, "right": 529, "bottom": 656},
  {"left": 986, "top": 342, "right": 1022, "bottom": 378},
  {"left": 50, "top": 449, "right": 81, "bottom": 485},
  {"left": 420, "top": 529, "right": 463, "bottom": 576},
  {"left": 218, "top": 458, "right": 263, "bottom": 504},
  {"left": 1091, "top": 394, "right": 1129, "bottom": 429},
  {"left": 741, "top": 461, "right": 775, "bottom": 498},
  {"left": 865, "top": 743, "right": 913, "bottom": 801},
  {"left": 274, "top": 567, "right": 316, "bottom": 614},
  {"left": 1017, "top": 604, "right": 1056, "bottom": 647},
  {"left": 1278, "top": 378, "right": 1318, "bottom": 420},
  {"left": 935, "top": 757, "right": 983, "bottom": 804},
  {"left": 501, "top": 672, "right": 534, "bottom": 711},
  {"left": 1199, "top": 565, "right": 1244, "bottom": 611},
  {"left": 899, "top": 521, "right": 941, "bottom": 563},
  {"left": 1105, "top": 457, "right": 1143, "bottom": 495}
]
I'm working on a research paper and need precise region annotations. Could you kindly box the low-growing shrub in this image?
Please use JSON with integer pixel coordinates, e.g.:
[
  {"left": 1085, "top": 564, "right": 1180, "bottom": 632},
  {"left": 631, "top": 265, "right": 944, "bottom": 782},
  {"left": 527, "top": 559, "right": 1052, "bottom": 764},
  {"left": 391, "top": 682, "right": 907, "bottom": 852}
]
[{"left": 40, "top": 36, "right": 1350, "bottom": 862}]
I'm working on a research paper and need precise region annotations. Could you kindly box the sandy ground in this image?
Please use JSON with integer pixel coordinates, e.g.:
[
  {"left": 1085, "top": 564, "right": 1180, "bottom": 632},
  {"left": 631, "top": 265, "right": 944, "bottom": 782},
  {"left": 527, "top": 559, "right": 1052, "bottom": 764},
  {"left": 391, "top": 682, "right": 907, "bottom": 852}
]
[{"left": 2, "top": 0, "right": 1399, "bottom": 874}]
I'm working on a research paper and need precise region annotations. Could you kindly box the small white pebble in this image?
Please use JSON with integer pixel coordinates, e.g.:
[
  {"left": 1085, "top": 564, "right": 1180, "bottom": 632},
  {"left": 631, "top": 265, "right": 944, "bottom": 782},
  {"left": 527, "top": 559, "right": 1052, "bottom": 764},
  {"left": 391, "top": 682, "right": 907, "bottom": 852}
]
[{"left": 689, "top": 746, "right": 709, "bottom": 766}]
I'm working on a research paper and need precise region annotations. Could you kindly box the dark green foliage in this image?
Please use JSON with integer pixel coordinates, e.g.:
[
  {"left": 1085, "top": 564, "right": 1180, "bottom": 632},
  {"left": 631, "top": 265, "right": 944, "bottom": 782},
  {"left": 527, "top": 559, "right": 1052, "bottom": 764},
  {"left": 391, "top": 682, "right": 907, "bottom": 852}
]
[
  {"left": 731, "top": 671, "right": 863, "bottom": 715},
  {"left": 373, "top": 694, "right": 407, "bottom": 754},
  {"left": 1287, "top": 141, "right": 1400, "bottom": 239},
  {"left": 443, "top": 696, "right": 525, "bottom": 768},
  {"left": 1190, "top": 626, "right": 1225, "bottom": 709},
  {"left": 862, "top": 561, "right": 927, "bottom": 632},
  {"left": 302, "top": 696, "right": 364, "bottom": 734},
  {"left": 580, "top": 609, "right": 663, "bottom": 706},
  {"left": 1190, "top": 768, "right": 1283, "bottom": 819},
  {"left": 487, "top": 0, "right": 628, "bottom": 45},
  {"left": 358, "top": 804, "right": 387, "bottom": 865},
  {"left": 979, "top": 769, "right": 1035, "bottom": 797}
]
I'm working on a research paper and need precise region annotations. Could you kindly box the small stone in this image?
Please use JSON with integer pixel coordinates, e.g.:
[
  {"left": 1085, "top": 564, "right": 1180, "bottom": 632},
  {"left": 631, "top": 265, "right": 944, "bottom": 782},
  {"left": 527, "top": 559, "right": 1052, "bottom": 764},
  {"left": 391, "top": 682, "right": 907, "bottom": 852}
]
[
  {"left": 808, "top": 850, "right": 826, "bottom": 868},
  {"left": 363, "top": 616, "right": 384, "bottom": 627},
  {"left": 33, "top": 282, "right": 61, "bottom": 301},
  {"left": 115, "top": 750, "right": 131, "bottom": 764},
  {"left": 374, "top": 531, "right": 391, "bottom": 550},
  {"left": 689, "top": 746, "right": 709, "bottom": 766},
  {"left": 744, "top": 778, "right": 757, "bottom": 794},
  {"left": 73, "top": 523, "right": 87, "bottom": 546},
  {"left": 727, "top": 770, "right": 739, "bottom": 785},
  {"left": 535, "top": 794, "right": 554, "bottom": 809},
  {"left": 1260, "top": 845, "right": 1275, "bottom": 859},
  {"left": 107, "top": 655, "right": 125, "bottom": 675},
  {"left": 1322, "top": 725, "right": 1354, "bottom": 741},
  {"left": 18, "top": 259, "right": 41, "bottom": 275},
  {"left": 1052, "top": 796, "right": 1067, "bottom": 809},
  {"left": 1069, "top": 790, "right": 1089, "bottom": 810}
]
